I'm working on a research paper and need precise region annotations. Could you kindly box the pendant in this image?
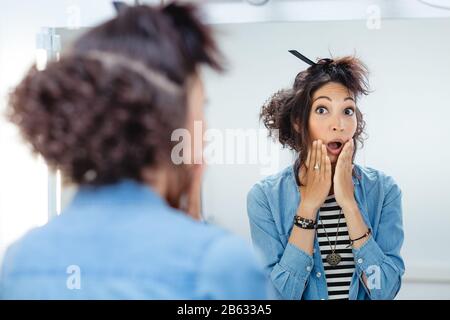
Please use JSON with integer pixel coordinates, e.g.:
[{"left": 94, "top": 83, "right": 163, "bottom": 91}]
[{"left": 326, "top": 253, "right": 341, "bottom": 266}]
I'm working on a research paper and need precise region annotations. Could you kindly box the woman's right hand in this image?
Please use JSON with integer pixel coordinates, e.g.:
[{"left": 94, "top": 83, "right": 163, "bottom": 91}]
[{"left": 298, "top": 140, "right": 332, "bottom": 218}]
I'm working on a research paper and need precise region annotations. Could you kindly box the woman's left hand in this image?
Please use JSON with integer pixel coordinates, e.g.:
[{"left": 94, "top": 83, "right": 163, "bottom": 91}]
[{"left": 333, "top": 139, "right": 357, "bottom": 210}]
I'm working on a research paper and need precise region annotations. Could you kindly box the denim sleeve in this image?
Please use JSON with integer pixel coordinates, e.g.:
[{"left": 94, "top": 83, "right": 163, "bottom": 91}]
[
  {"left": 0, "top": 243, "right": 18, "bottom": 299},
  {"left": 0, "top": 253, "right": 5, "bottom": 299},
  {"left": 246, "top": 184, "right": 314, "bottom": 300},
  {"left": 196, "top": 234, "right": 270, "bottom": 300},
  {"left": 352, "top": 179, "right": 405, "bottom": 300}
]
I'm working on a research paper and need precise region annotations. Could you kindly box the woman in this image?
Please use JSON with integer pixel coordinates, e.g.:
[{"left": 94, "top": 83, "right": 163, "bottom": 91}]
[
  {"left": 247, "top": 51, "right": 405, "bottom": 300},
  {"left": 0, "top": 3, "right": 268, "bottom": 299}
]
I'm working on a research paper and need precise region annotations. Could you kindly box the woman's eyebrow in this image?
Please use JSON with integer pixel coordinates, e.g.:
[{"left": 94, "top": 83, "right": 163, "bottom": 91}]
[
  {"left": 312, "top": 96, "right": 355, "bottom": 103},
  {"left": 313, "top": 96, "right": 332, "bottom": 102}
]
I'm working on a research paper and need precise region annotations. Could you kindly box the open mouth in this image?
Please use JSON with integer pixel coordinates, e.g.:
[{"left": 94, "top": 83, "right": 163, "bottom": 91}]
[{"left": 326, "top": 140, "right": 344, "bottom": 155}]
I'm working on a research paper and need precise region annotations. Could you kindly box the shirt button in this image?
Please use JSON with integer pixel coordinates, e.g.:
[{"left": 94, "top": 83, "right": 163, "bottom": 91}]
[
  {"left": 316, "top": 272, "right": 322, "bottom": 278},
  {"left": 358, "top": 258, "right": 364, "bottom": 264},
  {"left": 313, "top": 248, "right": 316, "bottom": 254},
  {"left": 306, "top": 266, "right": 312, "bottom": 272}
]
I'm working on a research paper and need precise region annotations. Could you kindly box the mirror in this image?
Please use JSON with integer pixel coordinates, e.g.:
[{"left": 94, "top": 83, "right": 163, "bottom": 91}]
[{"left": 1, "top": 0, "right": 449, "bottom": 300}]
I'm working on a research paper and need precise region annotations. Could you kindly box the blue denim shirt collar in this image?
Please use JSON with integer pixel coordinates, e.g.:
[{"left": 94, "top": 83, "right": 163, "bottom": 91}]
[
  {"left": 69, "top": 179, "right": 167, "bottom": 210},
  {"left": 290, "top": 164, "right": 368, "bottom": 226},
  {"left": 290, "top": 163, "right": 362, "bottom": 186}
]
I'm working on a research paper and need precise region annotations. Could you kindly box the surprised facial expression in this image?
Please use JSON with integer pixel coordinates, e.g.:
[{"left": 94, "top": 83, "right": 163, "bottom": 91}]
[{"left": 308, "top": 82, "right": 357, "bottom": 164}]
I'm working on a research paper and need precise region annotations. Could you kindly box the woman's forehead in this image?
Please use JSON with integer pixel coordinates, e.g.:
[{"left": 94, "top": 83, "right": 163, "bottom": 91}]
[{"left": 312, "top": 82, "right": 354, "bottom": 102}]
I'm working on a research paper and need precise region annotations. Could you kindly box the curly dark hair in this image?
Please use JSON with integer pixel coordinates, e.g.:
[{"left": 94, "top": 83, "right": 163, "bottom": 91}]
[
  {"left": 260, "top": 56, "right": 370, "bottom": 184},
  {"left": 7, "top": 3, "right": 223, "bottom": 186}
]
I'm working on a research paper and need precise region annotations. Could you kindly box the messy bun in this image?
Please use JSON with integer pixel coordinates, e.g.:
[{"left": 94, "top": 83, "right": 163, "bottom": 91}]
[
  {"left": 7, "top": 3, "right": 223, "bottom": 186},
  {"left": 8, "top": 53, "right": 185, "bottom": 185}
]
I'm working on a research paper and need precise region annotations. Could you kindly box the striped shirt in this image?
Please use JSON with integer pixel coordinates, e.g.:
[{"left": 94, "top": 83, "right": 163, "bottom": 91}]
[{"left": 317, "top": 194, "right": 355, "bottom": 300}]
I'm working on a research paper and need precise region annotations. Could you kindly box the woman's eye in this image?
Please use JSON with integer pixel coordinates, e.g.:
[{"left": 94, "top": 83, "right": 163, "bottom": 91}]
[
  {"left": 345, "top": 108, "right": 355, "bottom": 116},
  {"left": 316, "top": 107, "right": 328, "bottom": 114}
]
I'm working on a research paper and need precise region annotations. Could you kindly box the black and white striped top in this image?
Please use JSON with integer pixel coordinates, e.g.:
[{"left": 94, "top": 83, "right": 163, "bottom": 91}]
[{"left": 317, "top": 195, "right": 355, "bottom": 300}]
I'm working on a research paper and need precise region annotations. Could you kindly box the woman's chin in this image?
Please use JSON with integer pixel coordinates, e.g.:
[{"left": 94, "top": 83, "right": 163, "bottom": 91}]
[{"left": 329, "top": 155, "right": 338, "bottom": 164}]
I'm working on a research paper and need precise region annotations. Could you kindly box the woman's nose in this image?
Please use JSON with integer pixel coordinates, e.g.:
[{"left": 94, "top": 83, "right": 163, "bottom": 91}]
[{"left": 331, "top": 118, "right": 345, "bottom": 132}]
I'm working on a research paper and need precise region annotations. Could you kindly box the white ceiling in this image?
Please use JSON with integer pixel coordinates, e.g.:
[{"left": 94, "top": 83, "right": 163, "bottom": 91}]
[{"left": 138, "top": 0, "right": 450, "bottom": 24}]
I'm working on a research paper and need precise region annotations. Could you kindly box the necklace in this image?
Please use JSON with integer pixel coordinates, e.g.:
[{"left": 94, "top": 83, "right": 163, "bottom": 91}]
[{"left": 318, "top": 208, "right": 342, "bottom": 267}]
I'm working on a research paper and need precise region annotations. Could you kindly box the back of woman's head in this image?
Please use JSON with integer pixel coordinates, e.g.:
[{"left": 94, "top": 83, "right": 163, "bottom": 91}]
[{"left": 8, "top": 2, "right": 223, "bottom": 186}]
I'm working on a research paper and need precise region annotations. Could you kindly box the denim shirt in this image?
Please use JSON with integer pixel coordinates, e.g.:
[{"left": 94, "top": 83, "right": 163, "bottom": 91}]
[
  {"left": 0, "top": 180, "right": 268, "bottom": 299},
  {"left": 247, "top": 163, "right": 405, "bottom": 300}
]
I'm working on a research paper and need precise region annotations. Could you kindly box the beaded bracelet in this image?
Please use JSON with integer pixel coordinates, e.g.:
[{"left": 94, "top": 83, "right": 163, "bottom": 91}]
[
  {"left": 347, "top": 228, "right": 372, "bottom": 248},
  {"left": 293, "top": 215, "right": 317, "bottom": 230}
]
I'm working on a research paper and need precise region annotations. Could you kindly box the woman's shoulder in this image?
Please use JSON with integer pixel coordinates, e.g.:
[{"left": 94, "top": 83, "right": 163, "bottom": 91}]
[
  {"left": 354, "top": 164, "right": 402, "bottom": 197},
  {"left": 247, "top": 165, "right": 296, "bottom": 204},
  {"left": 247, "top": 164, "right": 402, "bottom": 203}
]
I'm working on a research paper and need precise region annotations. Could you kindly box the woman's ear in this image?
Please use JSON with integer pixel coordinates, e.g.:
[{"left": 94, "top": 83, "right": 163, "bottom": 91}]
[{"left": 293, "top": 123, "right": 301, "bottom": 133}]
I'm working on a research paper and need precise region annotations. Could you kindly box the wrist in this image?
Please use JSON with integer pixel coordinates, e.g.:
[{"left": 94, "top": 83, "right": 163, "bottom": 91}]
[
  {"left": 341, "top": 199, "right": 359, "bottom": 213},
  {"left": 293, "top": 215, "right": 317, "bottom": 230},
  {"left": 297, "top": 203, "right": 319, "bottom": 220}
]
